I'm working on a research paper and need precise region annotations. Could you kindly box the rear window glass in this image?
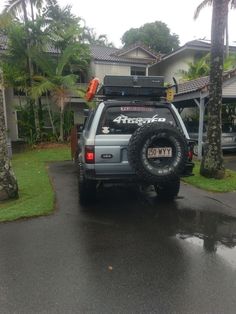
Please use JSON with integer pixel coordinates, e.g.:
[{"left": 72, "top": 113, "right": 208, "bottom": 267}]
[{"left": 97, "top": 105, "right": 176, "bottom": 135}]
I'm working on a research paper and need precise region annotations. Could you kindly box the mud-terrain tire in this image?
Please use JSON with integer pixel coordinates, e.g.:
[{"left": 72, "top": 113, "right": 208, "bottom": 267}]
[
  {"left": 154, "top": 177, "right": 180, "bottom": 200},
  {"left": 78, "top": 164, "right": 96, "bottom": 206},
  {"left": 128, "top": 123, "right": 188, "bottom": 183}
]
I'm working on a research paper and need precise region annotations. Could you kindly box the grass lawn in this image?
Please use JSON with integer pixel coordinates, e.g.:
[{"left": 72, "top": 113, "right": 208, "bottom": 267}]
[
  {"left": 182, "top": 160, "right": 236, "bottom": 192},
  {"left": 0, "top": 145, "right": 70, "bottom": 222}
]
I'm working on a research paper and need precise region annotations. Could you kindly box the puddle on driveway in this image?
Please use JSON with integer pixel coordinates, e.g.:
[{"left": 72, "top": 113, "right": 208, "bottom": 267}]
[
  {"left": 174, "top": 210, "right": 236, "bottom": 268},
  {"left": 81, "top": 184, "right": 236, "bottom": 268}
]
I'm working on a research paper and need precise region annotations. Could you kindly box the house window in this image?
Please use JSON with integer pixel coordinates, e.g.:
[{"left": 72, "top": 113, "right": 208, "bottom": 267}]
[{"left": 130, "top": 66, "right": 146, "bottom": 76}]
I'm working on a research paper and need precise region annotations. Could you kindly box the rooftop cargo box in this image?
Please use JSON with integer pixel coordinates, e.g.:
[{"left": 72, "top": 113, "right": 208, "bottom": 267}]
[
  {"left": 103, "top": 75, "right": 164, "bottom": 88},
  {"left": 102, "top": 75, "right": 165, "bottom": 97}
]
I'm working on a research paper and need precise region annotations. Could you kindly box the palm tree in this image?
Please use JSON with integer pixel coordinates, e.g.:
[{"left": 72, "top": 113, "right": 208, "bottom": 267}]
[
  {"left": 194, "top": 0, "right": 236, "bottom": 57},
  {"left": 3, "top": 0, "right": 45, "bottom": 141},
  {"left": 31, "top": 43, "right": 86, "bottom": 141},
  {"left": 179, "top": 53, "right": 236, "bottom": 81},
  {"left": 200, "top": 0, "right": 228, "bottom": 179},
  {"left": 179, "top": 54, "right": 210, "bottom": 81},
  {"left": 0, "top": 87, "right": 18, "bottom": 201},
  {"left": 81, "top": 26, "right": 114, "bottom": 47}
]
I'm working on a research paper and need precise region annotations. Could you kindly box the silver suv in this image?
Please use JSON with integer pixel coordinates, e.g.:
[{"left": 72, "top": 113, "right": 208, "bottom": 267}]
[{"left": 77, "top": 76, "right": 194, "bottom": 205}]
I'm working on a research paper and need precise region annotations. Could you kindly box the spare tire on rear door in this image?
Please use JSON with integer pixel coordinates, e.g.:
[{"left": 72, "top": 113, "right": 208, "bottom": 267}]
[{"left": 128, "top": 122, "right": 188, "bottom": 183}]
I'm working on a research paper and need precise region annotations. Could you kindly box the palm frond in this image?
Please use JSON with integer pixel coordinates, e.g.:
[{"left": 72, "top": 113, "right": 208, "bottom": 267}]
[
  {"left": 56, "top": 43, "right": 81, "bottom": 75},
  {"left": 4, "top": 0, "right": 24, "bottom": 18},
  {"left": 31, "top": 76, "right": 55, "bottom": 98},
  {"left": 194, "top": 0, "right": 213, "bottom": 19},
  {"left": 60, "top": 74, "right": 78, "bottom": 87},
  {"left": 231, "top": 0, "right": 236, "bottom": 9},
  {"left": 30, "top": 48, "right": 56, "bottom": 76}
]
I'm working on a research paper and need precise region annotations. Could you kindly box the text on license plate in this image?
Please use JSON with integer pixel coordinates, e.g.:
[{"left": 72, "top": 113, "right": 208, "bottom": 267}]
[{"left": 147, "top": 147, "right": 172, "bottom": 158}]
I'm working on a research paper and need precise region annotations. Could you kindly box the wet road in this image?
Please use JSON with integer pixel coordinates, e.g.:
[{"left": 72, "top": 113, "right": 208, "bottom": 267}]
[{"left": 1, "top": 161, "right": 236, "bottom": 314}]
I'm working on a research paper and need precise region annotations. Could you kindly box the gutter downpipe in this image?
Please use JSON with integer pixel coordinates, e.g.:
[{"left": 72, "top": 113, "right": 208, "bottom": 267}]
[{"left": 194, "top": 94, "right": 205, "bottom": 160}]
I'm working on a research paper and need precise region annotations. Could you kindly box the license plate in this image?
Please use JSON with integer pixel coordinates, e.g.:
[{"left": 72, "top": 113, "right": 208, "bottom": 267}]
[
  {"left": 147, "top": 147, "right": 172, "bottom": 158},
  {"left": 223, "top": 137, "right": 233, "bottom": 143}
]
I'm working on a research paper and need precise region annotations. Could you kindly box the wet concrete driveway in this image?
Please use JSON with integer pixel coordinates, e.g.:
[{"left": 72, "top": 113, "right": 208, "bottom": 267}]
[{"left": 1, "top": 161, "right": 236, "bottom": 313}]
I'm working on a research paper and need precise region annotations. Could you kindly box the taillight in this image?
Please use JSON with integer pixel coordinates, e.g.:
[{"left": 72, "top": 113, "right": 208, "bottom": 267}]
[
  {"left": 187, "top": 141, "right": 195, "bottom": 161},
  {"left": 85, "top": 145, "right": 95, "bottom": 164},
  {"left": 188, "top": 150, "right": 193, "bottom": 161}
]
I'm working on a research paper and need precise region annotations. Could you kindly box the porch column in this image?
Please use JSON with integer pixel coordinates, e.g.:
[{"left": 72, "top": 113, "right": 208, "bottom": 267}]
[{"left": 194, "top": 97, "right": 205, "bottom": 160}]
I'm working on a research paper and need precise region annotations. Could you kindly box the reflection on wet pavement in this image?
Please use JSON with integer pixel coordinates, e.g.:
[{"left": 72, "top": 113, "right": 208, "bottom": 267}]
[
  {"left": 84, "top": 184, "right": 236, "bottom": 268},
  {"left": 175, "top": 210, "right": 236, "bottom": 267}
]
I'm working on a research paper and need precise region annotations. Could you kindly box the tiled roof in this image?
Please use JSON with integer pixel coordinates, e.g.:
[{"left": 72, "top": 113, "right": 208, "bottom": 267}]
[
  {"left": 154, "top": 40, "right": 236, "bottom": 64},
  {"left": 177, "top": 76, "right": 209, "bottom": 95},
  {"left": 0, "top": 34, "right": 59, "bottom": 54},
  {"left": 0, "top": 35, "right": 158, "bottom": 64},
  {"left": 176, "top": 68, "right": 236, "bottom": 96},
  {"left": 90, "top": 45, "right": 157, "bottom": 65}
]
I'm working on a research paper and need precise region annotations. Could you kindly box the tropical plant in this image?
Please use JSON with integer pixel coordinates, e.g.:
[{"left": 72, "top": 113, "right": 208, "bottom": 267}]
[
  {"left": 179, "top": 52, "right": 236, "bottom": 81},
  {"left": 0, "top": 88, "right": 18, "bottom": 201},
  {"left": 31, "top": 43, "right": 86, "bottom": 141},
  {"left": 194, "top": 0, "right": 236, "bottom": 57},
  {"left": 82, "top": 26, "right": 114, "bottom": 47},
  {"left": 200, "top": 0, "right": 228, "bottom": 179},
  {"left": 0, "top": 21, "right": 43, "bottom": 140},
  {"left": 1, "top": 0, "right": 90, "bottom": 143},
  {"left": 2, "top": 0, "right": 46, "bottom": 141},
  {"left": 3, "top": 0, "right": 44, "bottom": 23},
  {"left": 179, "top": 54, "right": 210, "bottom": 80}
]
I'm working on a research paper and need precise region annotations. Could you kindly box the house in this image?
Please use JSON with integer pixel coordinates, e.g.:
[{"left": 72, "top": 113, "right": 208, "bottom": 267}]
[
  {"left": 0, "top": 36, "right": 159, "bottom": 142},
  {"left": 89, "top": 43, "right": 160, "bottom": 82},
  {"left": 148, "top": 39, "right": 236, "bottom": 83}
]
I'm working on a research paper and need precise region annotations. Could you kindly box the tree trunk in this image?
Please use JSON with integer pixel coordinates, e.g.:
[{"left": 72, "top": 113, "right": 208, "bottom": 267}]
[
  {"left": 34, "top": 98, "right": 41, "bottom": 141},
  {"left": 0, "top": 91, "right": 18, "bottom": 201},
  {"left": 200, "top": 0, "right": 228, "bottom": 179},
  {"left": 46, "top": 94, "right": 57, "bottom": 138},
  {"left": 59, "top": 106, "right": 64, "bottom": 142}
]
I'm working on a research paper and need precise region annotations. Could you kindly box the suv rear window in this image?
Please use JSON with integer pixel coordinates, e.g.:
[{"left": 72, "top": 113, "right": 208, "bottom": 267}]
[{"left": 97, "top": 105, "right": 176, "bottom": 135}]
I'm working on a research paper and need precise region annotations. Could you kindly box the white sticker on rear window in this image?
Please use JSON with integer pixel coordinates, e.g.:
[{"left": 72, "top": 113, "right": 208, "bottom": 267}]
[
  {"left": 113, "top": 114, "right": 166, "bottom": 126},
  {"left": 120, "top": 106, "right": 154, "bottom": 112},
  {"left": 102, "top": 127, "right": 110, "bottom": 134}
]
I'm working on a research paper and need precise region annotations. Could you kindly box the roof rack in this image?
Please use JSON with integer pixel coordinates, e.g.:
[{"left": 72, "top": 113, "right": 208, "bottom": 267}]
[{"left": 85, "top": 75, "right": 178, "bottom": 102}]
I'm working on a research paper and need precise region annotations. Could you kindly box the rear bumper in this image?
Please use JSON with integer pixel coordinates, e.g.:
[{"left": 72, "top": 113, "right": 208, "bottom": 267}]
[{"left": 83, "top": 161, "right": 195, "bottom": 182}]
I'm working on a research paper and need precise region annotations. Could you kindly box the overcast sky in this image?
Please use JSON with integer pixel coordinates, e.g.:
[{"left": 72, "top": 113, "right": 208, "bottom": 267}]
[{"left": 1, "top": 0, "right": 236, "bottom": 48}]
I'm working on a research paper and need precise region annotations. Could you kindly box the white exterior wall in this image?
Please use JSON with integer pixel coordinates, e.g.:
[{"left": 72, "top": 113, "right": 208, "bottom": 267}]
[
  {"left": 92, "top": 62, "right": 132, "bottom": 82},
  {"left": 149, "top": 51, "right": 195, "bottom": 84},
  {"left": 123, "top": 48, "right": 152, "bottom": 59},
  {"left": 223, "top": 79, "right": 236, "bottom": 97}
]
